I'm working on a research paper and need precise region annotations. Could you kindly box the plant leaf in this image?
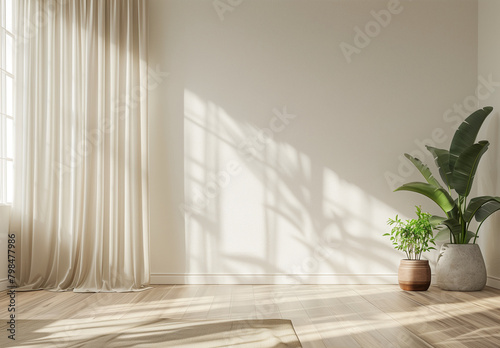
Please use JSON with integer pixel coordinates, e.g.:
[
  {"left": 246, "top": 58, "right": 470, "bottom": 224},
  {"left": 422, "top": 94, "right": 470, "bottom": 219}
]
[
  {"left": 464, "top": 196, "right": 500, "bottom": 222},
  {"left": 452, "top": 141, "right": 489, "bottom": 197},
  {"left": 441, "top": 218, "right": 462, "bottom": 239},
  {"left": 474, "top": 199, "right": 500, "bottom": 222},
  {"left": 449, "top": 106, "right": 493, "bottom": 172},
  {"left": 434, "top": 226, "right": 450, "bottom": 240},
  {"left": 394, "top": 182, "right": 456, "bottom": 214},
  {"left": 465, "top": 231, "right": 477, "bottom": 244},
  {"left": 404, "top": 153, "right": 444, "bottom": 189},
  {"left": 426, "top": 146, "right": 453, "bottom": 189},
  {"left": 430, "top": 215, "right": 446, "bottom": 227}
]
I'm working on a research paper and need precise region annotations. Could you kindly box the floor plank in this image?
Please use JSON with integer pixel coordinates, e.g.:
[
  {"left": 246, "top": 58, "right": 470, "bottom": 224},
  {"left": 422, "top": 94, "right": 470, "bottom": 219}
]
[{"left": 1, "top": 285, "right": 499, "bottom": 347}]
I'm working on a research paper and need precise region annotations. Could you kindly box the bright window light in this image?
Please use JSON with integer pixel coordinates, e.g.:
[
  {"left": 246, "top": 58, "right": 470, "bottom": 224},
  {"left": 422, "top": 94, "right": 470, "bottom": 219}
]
[{"left": 0, "top": 0, "right": 14, "bottom": 205}]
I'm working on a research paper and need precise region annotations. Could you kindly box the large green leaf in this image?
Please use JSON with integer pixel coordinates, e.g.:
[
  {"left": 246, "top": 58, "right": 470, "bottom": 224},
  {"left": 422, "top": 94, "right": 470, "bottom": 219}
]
[
  {"left": 394, "top": 182, "right": 456, "bottom": 214},
  {"left": 474, "top": 199, "right": 500, "bottom": 222},
  {"left": 449, "top": 106, "right": 493, "bottom": 172},
  {"left": 434, "top": 226, "right": 450, "bottom": 240},
  {"left": 441, "top": 217, "right": 461, "bottom": 234},
  {"left": 464, "top": 231, "right": 477, "bottom": 244},
  {"left": 426, "top": 146, "right": 453, "bottom": 189},
  {"left": 464, "top": 196, "right": 500, "bottom": 222},
  {"left": 440, "top": 218, "right": 463, "bottom": 243},
  {"left": 404, "top": 154, "right": 444, "bottom": 189},
  {"left": 430, "top": 215, "right": 446, "bottom": 227},
  {"left": 452, "top": 141, "right": 489, "bottom": 197}
]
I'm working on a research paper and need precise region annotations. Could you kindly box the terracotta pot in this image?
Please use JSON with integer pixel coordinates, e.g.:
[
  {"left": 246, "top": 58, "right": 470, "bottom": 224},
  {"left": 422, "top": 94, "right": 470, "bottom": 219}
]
[
  {"left": 398, "top": 259, "right": 431, "bottom": 291},
  {"left": 436, "top": 243, "right": 487, "bottom": 291}
]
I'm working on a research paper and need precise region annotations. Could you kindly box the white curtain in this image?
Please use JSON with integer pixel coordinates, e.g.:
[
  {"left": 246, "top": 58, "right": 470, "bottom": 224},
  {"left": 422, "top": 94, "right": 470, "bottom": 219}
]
[{"left": 11, "top": 0, "right": 149, "bottom": 292}]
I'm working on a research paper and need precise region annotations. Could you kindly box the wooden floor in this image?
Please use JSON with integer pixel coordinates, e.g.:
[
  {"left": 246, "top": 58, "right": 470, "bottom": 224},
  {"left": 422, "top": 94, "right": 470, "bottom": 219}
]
[{"left": 1, "top": 285, "right": 500, "bottom": 347}]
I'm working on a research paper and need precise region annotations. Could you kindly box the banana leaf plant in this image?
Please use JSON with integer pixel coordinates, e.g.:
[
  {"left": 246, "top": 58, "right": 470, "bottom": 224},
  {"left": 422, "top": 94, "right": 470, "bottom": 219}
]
[{"left": 395, "top": 106, "right": 500, "bottom": 244}]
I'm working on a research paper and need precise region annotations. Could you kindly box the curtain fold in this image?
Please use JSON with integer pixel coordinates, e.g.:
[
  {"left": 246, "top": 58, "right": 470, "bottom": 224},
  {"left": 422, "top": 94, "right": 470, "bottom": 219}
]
[{"left": 11, "top": 0, "right": 149, "bottom": 292}]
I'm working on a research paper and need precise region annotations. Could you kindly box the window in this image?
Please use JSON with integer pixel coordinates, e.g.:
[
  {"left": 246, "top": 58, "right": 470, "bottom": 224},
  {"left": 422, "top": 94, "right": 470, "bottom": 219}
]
[{"left": 0, "top": 0, "right": 14, "bottom": 204}]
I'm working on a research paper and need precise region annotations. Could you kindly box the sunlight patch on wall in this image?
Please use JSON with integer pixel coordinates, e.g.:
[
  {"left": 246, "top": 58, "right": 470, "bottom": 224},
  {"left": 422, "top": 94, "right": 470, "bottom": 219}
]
[
  {"left": 322, "top": 167, "right": 399, "bottom": 273},
  {"left": 183, "top": 89, "right": 402, "bottom": 276}
]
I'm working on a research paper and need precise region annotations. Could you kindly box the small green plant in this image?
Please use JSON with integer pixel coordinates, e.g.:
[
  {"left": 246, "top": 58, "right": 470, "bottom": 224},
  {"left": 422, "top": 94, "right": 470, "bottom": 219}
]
[{"left": 385, "top": 206, "right": 436, "bottom": 260}]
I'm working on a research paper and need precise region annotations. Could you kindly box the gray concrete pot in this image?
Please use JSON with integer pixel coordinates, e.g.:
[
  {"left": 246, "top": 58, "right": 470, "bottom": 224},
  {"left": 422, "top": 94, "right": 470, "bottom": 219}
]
[{"left": 436, "top": 243, "right": 487, "bottom": 291}]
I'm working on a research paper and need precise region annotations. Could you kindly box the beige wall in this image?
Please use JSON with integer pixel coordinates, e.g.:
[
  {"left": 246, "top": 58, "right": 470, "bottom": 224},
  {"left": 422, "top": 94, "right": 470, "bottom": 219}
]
[
  {"left": 148, "top": 0, "right": 479, "bottom": 284},
  {"left": 478, "top": 0, "right": 500, "bottom": 289}
]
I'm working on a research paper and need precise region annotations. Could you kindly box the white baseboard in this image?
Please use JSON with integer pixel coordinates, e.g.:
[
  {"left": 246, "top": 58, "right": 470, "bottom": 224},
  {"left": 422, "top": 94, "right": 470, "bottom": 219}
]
[
  {"left": 487, "top": 275, "right": 500, "bottom": 289},
  {"left": 151, "top": 273, "right": 400, "bottom": 285},
  {"left": 150, "top": 273, "right": 493, "bottom": 287},
  {"left": 0, "top": 278, "right": 8, "bottom": 291}
]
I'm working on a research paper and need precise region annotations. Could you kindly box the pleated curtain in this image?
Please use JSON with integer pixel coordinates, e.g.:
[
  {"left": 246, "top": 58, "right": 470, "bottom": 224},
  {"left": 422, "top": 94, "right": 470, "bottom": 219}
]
[{"left": 11, "top": 0, "right": 150, "bottom": 292}]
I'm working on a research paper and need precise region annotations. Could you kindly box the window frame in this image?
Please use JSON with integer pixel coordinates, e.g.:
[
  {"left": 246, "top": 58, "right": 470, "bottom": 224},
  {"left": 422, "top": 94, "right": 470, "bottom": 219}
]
[{"left": 0, "top": 0, "right": 15, "bottom": 206}]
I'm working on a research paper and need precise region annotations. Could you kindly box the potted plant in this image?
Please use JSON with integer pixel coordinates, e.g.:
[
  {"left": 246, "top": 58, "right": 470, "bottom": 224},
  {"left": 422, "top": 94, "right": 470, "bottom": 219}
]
[
  {"left": 395, "top": 106, "right": 500, "bottom": 291},
  {"left": 385, "top": 206, "right": 435, "bottom": 291}
]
